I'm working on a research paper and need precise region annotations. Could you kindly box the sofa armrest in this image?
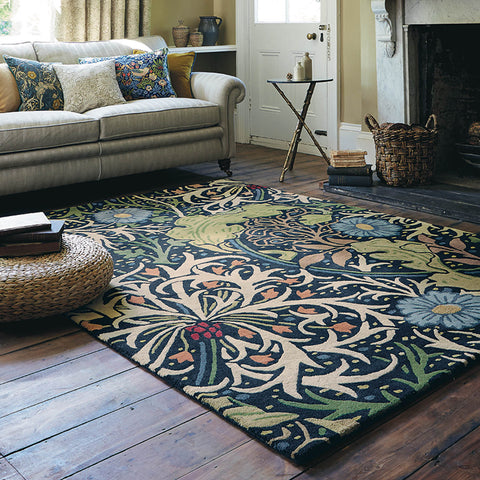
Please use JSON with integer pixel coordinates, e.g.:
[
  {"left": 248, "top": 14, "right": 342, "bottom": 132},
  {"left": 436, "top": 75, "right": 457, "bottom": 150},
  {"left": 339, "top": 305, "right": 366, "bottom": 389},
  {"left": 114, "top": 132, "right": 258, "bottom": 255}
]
[{"left": 190, "top": 72, "right": 246, "bottom": 160}]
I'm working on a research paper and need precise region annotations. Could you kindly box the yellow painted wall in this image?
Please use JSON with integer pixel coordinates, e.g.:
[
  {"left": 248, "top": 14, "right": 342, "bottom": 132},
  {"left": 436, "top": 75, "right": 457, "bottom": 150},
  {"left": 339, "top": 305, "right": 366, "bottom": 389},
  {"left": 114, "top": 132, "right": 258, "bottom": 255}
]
[
  {"left": 213, "top": 0, "right": 235, "bottom": 45},
  {"left": 340, "top": 0, "right": 377, "bottom": 129},
  {"left": 340, "top": 0, "right": 362, "bottom": 126},
  {"left": 151, "top": 0, "right": 378, "bottom": 127},
  {"left": 151, "top": 0, "right": 234, "bottom": 46},
  {"left": 360, "top": 0, "right": 377, "bottom": 125}
]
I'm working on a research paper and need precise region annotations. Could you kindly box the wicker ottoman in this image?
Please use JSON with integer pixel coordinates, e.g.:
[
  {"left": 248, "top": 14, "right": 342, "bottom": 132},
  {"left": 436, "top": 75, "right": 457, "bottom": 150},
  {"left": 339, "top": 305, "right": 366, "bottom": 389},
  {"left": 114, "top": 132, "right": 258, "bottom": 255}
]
[{"left": 0, "top": 234, "right": 113, "bottom": 322}]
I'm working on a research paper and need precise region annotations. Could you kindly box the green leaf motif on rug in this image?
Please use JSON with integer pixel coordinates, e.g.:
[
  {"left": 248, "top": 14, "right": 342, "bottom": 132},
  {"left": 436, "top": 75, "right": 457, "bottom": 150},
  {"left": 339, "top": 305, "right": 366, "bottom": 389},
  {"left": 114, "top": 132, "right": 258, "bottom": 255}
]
[
  {"left": 352, "top": 238, "right": 479, "bottom": 290},
  {"left": 298, "top": 213, "right": 333, "bottom": 226},
  {"left": 224, "top": 404, "right": 299, "bottom": 428},
  {"left": 393, "top": 343, "right": 447, "bottom": 390},
  {"left": 167, "top": 204, "right": 295, "bottom": 250}
]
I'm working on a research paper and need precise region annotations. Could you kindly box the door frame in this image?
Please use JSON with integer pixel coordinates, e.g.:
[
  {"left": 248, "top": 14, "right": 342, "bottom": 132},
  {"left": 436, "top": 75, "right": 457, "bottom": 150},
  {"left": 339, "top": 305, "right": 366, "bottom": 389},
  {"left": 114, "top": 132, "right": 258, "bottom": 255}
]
[{"left": 236, "top": 0, "right": 339, "bottom": 153}]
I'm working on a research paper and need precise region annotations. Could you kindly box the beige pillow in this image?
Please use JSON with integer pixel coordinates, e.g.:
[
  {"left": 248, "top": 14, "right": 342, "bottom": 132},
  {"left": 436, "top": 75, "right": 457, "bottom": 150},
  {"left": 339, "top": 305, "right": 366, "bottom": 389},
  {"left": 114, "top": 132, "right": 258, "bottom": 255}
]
[
  {"left": 54, "top": 60, "right": 126, "bottom": 114},
  {"left": 0, "top": 63, "right": 21, "bottom": 112}
]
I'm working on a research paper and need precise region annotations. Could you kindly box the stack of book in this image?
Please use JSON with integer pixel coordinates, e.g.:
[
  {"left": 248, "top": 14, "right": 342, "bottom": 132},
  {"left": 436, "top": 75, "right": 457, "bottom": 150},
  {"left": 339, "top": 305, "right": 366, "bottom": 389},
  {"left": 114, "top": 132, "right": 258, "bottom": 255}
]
[
  {"left": 0, "top": 212, "right": 65, "bottom": 257},
  {"left": 327, "top": 150, "right": 372, "bottom": 186}
]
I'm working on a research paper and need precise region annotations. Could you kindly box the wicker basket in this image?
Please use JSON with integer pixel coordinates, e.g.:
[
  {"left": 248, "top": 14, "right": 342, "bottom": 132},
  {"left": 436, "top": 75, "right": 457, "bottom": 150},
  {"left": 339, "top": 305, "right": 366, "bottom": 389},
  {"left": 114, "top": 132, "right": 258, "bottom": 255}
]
[{"left": 365, "top": 113, "right": 438, "bottom": 187}]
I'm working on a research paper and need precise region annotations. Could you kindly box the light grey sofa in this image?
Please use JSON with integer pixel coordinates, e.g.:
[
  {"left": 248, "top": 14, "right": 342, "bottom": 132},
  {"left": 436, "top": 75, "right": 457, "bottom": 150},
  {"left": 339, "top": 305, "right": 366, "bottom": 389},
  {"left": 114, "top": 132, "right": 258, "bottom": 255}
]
[{"left": 0, "top": 36, "right": 245, "bottom": 196}]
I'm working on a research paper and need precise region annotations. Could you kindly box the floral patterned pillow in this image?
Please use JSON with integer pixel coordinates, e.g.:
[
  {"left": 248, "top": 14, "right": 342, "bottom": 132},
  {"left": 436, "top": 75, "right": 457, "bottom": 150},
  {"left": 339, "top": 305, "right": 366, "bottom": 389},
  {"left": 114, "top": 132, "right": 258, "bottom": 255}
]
[
  {"left": 3, "top": 55, "right": 64, "bottom": 111},
  {"left": 79, "top": 50, "right": 176, "bottom": 100}
]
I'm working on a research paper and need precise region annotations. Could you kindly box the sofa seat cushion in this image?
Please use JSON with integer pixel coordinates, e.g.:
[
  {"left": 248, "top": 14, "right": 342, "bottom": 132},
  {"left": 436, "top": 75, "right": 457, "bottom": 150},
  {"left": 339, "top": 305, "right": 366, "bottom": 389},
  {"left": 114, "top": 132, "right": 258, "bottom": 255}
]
[
  {"left": 0, "top": 111, "right": 99, "bottom": 154},
  {"left": 86, "top": 97, "right": 220, "bottom": 141}
]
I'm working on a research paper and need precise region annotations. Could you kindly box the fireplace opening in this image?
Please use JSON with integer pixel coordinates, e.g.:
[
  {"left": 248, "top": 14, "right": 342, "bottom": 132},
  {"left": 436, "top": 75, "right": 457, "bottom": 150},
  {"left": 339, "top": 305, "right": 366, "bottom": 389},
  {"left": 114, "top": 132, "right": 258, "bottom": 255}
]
[{"left": 412, "top": 24, "right": 480, "bottom": 179}]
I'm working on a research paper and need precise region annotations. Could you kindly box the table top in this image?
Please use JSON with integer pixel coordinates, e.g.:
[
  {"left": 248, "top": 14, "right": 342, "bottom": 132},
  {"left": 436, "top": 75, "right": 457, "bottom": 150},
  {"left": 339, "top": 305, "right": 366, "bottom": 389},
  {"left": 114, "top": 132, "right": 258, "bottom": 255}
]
[{"left": 267, "top": 78, "right": 333, "bottom": 84}]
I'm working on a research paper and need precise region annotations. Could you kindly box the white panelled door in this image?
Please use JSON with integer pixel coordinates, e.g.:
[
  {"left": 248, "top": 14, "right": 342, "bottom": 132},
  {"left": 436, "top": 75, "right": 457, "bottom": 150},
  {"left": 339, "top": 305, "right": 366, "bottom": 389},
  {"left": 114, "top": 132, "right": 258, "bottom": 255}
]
[{"left": 249, "top": 0, "right": 334, "bottom": 153}]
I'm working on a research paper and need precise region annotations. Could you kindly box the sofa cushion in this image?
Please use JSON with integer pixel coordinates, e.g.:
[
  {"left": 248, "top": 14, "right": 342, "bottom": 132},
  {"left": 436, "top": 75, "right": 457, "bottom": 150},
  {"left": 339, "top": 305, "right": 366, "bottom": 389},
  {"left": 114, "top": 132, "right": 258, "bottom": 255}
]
[
  {"left": 3, "top": 55, "right": 64, "bottom": 111},
  {"left": 0, "top": 64, "right": 20, "bottom": 112},
  {"left": 0, "top": 111, "right": 99, "bottom": 154},
  {"left": 166, "top": 52, "right": 196, "bottom": 98},
  {"left": 79, "top": 50, "right": 176, "bottom": 100},
  {"left": 0, "top": 42, "right": 37, "bottom": 62},
  {"left": 85, "top": 97, "right": 219, "bottom": 141},
  {"left": 54, "top": 61, "right": 126, "bottom": 114},
  {"left": 33, "top": 37, "right": 167, "bottom": 65},
  {"left": 134, "top": 49, "right": 196, "bottom": 99}
]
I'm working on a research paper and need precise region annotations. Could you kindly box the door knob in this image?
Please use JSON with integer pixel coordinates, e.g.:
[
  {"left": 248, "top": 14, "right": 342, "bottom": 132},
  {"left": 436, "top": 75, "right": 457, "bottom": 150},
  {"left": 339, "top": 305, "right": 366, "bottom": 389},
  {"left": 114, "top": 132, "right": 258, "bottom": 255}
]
[{"left": 306, "top": 33, "right": 317, "bottom": 40}]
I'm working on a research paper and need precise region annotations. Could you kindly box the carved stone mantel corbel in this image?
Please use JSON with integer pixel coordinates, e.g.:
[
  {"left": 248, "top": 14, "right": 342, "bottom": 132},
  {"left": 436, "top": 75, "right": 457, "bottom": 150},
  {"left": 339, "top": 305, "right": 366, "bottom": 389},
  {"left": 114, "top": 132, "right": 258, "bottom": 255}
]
[{"left": 371, "top": 0, "right": 396, "bottom": 57}]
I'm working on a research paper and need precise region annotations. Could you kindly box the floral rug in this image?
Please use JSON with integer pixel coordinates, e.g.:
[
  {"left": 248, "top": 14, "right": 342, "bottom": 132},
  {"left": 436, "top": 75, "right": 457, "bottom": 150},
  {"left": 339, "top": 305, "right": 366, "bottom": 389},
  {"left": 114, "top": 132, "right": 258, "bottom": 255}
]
[{"left": 49, "top": 180, "right": 480, "bottom": 465}]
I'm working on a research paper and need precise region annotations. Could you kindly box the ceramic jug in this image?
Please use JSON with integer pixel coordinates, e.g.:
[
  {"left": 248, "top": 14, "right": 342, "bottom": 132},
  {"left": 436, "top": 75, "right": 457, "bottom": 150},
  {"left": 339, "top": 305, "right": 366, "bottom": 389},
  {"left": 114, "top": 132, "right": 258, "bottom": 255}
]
[
  {"left": 294, "top": 62, "right": 305, "bottom": 81},
  {"left": 198, "top": 16, "right": 222, "bottom": 46}
]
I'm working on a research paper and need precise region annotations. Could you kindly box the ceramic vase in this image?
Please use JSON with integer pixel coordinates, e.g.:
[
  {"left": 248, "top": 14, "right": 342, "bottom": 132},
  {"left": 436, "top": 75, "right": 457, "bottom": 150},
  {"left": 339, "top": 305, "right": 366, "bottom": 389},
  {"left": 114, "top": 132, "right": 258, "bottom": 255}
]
[
  {"left": 302, "top": 52, "right": 312, "bottom": 80},
  {"left": 294, "top": 61, "right": 305, "bottom": 81},
  {"left": 198, "top": 16, "right": 222, "bottom": 46}
]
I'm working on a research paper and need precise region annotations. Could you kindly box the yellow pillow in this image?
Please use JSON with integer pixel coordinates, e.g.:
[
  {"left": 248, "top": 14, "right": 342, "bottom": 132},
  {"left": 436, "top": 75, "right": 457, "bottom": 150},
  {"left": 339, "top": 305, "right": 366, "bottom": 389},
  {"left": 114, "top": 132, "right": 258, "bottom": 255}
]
[
  {"left": 0, "top": 63, "right": 21, "bottom": 112},
  {"left": 133, "top": 49, "right": 196, "bottom": 98},
  {"left": 167, "top": 52, "right": 196, "bottom": 98}
]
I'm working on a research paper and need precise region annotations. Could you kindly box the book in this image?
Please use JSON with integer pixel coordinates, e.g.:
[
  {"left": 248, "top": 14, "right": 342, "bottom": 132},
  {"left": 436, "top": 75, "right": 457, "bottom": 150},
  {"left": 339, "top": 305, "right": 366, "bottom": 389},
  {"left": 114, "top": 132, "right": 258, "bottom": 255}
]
[
  {"left": 331, "top": 150, "right": 368, "bottom": 157},
  {"left": 328, "top": 174, "right": 373, "bottom": 186},
  {"left": 0, "top": 238, "right": 62, "bottom": 257},
  {"left": 0, "top": 212, "right": 51, "bottom": 237},
  {"left": 330, "top": 159, "right": 367, "bottom": 168},
  {"left": 1, "top": 220, "right": 65, "bottom": 243},
  {"left": 330, "top": 149, "right": 367, "bottom": 168},
  {"left": 327, "top": 165, "right": 372, "bottom": 176},
  {"left": 331, "top": 157, "right": 366, "bottom": 162}
]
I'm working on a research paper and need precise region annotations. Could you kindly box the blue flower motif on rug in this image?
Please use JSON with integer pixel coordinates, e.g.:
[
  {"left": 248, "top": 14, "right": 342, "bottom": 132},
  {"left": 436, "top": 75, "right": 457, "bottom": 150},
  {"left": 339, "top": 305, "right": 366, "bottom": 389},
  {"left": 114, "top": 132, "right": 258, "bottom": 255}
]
[
  {"left": 331, "top": 216, "right": 402, "bottom": 237},
  {"left": 48, "top": 180, "right": 480, "bottom": 465},
  {"left": 94, "top": 207, "right": 153, "bottom": 224},
  {"left": 398, "top": 290, "right": 480, "bottom": 329}
]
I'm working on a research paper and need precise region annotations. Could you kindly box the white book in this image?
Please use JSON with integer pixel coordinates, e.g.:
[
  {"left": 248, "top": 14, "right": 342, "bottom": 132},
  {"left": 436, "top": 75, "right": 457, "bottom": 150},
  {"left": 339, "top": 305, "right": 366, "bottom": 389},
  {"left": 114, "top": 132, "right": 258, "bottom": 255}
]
[{"left": 0, "top": 212, "right": 51, "bottom": 237}]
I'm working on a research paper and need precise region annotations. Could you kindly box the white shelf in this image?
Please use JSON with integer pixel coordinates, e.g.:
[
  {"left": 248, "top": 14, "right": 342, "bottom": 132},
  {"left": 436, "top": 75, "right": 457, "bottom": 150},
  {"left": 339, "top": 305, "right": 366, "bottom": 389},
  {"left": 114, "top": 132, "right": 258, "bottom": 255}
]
[{"left": 167, "top": 44, "right": 237, "bottom": 54}]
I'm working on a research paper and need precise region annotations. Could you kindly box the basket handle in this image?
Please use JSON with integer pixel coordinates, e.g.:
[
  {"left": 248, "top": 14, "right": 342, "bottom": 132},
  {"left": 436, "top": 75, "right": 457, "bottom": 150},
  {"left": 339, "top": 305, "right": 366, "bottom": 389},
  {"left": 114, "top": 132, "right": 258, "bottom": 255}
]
[
  {"left": 365, "top": 113, "right": 380, "bottom": 132},
  {"left": 425, "top": 114, "right": 437, "bottom": 131}
]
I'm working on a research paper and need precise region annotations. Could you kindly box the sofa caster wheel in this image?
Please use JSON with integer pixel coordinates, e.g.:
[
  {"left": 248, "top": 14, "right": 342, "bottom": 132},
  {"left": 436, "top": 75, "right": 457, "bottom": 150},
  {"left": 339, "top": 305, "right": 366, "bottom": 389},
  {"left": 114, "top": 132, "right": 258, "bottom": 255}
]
[{"left": 218, "top": 159, "right": 232, "bottom": 177}]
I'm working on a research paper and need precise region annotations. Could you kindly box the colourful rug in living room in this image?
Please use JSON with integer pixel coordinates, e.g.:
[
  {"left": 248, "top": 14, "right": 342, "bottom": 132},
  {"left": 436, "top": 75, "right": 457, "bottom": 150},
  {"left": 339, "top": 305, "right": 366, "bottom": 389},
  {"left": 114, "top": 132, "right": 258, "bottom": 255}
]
[{"left": 48, "top": 180, "right": 480, "bottom": 465}]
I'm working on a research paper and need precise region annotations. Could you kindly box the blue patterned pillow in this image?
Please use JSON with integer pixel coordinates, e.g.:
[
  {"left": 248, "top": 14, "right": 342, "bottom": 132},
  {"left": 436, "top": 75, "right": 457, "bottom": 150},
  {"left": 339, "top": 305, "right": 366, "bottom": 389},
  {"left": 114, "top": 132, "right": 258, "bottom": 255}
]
[
  {"left": 79, "top": 50, "right": 176, "bottom": 101},
  {"left": 3, "top": 55, "right": 64, "bottom": 111}
]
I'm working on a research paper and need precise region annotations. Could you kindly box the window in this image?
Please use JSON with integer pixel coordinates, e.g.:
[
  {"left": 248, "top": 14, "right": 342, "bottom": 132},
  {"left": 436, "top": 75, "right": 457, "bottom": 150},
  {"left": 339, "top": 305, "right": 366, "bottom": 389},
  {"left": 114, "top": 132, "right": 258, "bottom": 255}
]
[
  {"left": 0, "top": 0, "right": 59, "bottom": 41},
  {"left": 0, "top": 0, "right": 11, "bottom": 35},
  {"left": 255, "top": 0, "right": 321, "bottom": 23}
]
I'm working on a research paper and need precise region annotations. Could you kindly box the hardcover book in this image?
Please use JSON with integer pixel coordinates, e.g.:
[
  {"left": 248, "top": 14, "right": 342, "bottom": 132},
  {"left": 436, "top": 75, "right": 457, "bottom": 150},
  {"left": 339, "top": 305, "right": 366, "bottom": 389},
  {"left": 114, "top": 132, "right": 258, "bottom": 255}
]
[
  {"left": 330, "top": 159, "right": 367, "bottom": 168},
  {"left": 331, "top": 150, "right": 368, "bottom": 157},
  {"left": 328, "top": 174, "right": 373, "bottom": 187},
  {"left": 0, "top": 238, "right": 62, "bottom": 257},
  {"left": 0, "top": 212, "right": 51, "bottom": 237},
  {"left": 327, "top": 165, "right": 372, "bottom": 176}
]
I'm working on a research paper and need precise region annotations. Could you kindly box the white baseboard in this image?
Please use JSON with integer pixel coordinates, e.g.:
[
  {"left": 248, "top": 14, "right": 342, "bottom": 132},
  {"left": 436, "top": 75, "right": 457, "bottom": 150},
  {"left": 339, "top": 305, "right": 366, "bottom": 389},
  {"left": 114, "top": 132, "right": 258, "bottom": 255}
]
[
  {"left": 241, "top": 124, "right": 375, "bottom": 166},
  {"left": 339, "top": 122, "right": 375, "bottom": 167}
]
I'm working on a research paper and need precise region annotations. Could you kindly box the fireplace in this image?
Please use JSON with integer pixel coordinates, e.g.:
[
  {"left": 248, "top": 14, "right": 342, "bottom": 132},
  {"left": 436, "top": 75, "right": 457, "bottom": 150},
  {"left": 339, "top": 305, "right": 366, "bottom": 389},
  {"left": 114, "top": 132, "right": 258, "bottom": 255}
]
[{"left": 371, "top": 0, "right": 480, "bottom": 175}]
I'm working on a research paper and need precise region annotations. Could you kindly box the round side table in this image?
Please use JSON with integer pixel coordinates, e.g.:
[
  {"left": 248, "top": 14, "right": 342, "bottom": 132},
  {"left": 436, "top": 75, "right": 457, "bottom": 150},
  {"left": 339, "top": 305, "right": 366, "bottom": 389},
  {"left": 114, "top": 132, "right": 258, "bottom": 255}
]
[{"left": 0, "top": 234, "right": 113, "bottom": 322}]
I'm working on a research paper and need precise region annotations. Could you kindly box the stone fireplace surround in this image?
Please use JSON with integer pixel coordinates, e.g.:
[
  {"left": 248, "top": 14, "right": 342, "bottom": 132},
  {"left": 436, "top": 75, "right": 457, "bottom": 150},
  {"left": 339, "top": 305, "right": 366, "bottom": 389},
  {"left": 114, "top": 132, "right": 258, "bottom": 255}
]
[
  {"left": 326, "top": 1, "right": 479, "bottom": 220},
  {"left": 371, "top": 0, "right": 480, "bottom": 124}
]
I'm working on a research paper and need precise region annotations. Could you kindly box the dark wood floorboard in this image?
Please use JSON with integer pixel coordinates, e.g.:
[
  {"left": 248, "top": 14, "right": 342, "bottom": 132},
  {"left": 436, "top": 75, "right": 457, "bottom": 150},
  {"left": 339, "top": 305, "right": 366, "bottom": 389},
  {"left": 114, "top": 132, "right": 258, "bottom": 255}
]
[{"left": 0, "top": 143, "right": 479, "bottom": 479}]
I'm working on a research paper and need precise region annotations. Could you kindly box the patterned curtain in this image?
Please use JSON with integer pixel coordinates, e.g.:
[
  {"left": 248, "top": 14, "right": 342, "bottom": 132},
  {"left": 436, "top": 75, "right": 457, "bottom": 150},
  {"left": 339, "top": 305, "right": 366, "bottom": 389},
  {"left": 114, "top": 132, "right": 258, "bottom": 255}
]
[{"left": 56, "top": 0, "right": 151, "bottom": 42}]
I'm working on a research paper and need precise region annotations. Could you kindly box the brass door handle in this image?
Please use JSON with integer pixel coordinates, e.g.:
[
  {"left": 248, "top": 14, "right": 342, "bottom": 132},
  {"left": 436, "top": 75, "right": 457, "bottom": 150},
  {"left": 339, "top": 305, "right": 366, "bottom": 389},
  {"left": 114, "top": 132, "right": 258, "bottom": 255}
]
[{"left": 306, "top": 33, "right": 317, "bottom": 40}]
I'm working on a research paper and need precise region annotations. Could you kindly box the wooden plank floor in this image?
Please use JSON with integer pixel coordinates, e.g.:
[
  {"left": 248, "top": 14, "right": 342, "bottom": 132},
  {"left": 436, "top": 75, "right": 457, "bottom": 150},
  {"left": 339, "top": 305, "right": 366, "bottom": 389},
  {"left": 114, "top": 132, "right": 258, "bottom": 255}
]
[{"left": 1, "top": 144, "right": 479, "bottom": 480}]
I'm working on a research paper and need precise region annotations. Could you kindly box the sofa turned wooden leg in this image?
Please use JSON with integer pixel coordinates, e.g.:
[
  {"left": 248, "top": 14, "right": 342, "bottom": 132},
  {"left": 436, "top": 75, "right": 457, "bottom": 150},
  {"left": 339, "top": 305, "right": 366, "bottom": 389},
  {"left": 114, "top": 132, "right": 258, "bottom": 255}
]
[{"left": 218, "top": 159, "right": 232, "bottom": 177}]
